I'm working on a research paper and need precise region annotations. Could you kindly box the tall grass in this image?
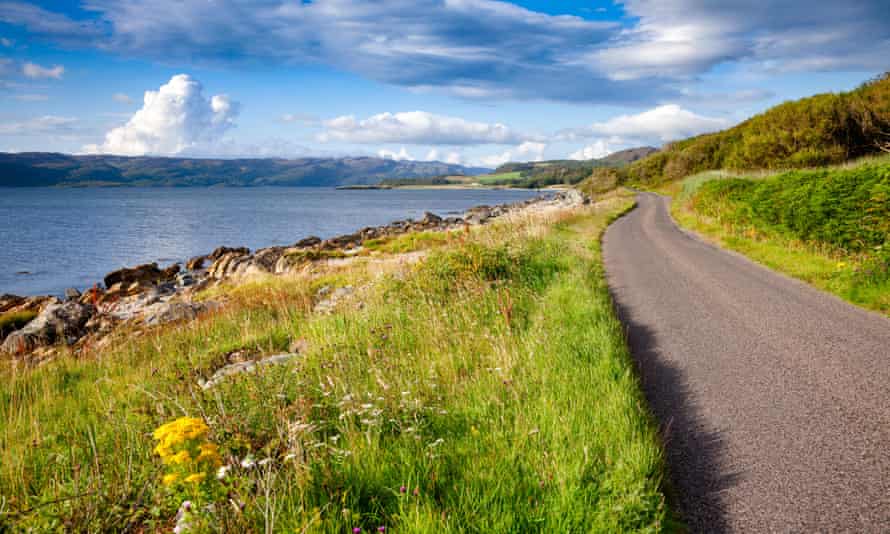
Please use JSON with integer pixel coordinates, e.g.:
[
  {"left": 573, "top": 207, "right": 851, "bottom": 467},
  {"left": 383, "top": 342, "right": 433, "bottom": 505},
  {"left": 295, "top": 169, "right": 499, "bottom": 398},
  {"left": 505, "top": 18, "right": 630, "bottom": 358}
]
[{"left": 0, "top": 196, "right": 674, "bottom": 531}]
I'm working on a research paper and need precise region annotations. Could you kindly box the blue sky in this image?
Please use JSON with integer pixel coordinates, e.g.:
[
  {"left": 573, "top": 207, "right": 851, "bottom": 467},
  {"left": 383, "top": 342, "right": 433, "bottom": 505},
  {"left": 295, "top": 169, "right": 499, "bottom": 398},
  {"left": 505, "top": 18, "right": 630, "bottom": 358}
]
[{"left": 0, "top": 1, "right": 886, "bottom": 167}]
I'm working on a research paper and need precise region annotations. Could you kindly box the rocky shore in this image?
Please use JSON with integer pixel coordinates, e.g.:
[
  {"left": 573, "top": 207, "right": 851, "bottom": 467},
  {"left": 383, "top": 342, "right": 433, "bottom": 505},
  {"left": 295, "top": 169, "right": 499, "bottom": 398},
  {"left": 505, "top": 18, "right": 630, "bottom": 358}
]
[{"left": 0, "top": 190, "right": 586, "bottom": 363}]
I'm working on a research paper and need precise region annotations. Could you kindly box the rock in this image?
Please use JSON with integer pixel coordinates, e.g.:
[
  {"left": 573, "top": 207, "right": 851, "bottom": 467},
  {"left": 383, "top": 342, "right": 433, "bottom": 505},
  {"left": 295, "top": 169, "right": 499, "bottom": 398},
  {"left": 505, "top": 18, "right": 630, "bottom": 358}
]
[
  {"left": 314, "top": 285, "right": 354, "bottom": 314},
  {"left": 1, "top": 301, "right": 94, "bottom": 355},
  {"left": 199, "top": 352, "right": 300, "bottom": 390},
  {"left": 5, "top": 295, "right": 58, "bottom": 315},
  {"left": 421, "top": 211, "right": 443, "bottom": 225},
  {"left": 143, "top": 301, "right": 213, "bottom": 327},
  {"left": 176, "top": 272, "right": 195, "bottom": 287},
  {"left": 293, "top": 236, "right": 322, "bottom": 248},
  {"left": 0, "top": 294, "right": 25, "bottom": 314},
  {"left": 249, "top": 247, "right": 287, "bottom": 273},
  {"left": 208, "top": 246, "right": 249, "bottom": 261},
  {"left": 464, "top": 206, "right": 492, "bottom": 225},
  {"left": 161, "top": 264, "right": 181, "bottom": 279},
  {"left": 64, "top": 288, "right": 81, "bottom": 301},
  {"left": 207, "top": 251, "right": 251, "bottom": 280},
  {"left": 186, "top": 256, "right": 206, "bottom": 270},
  {"left": 103, "top": 263, "right": 165, "bottom": 288}
]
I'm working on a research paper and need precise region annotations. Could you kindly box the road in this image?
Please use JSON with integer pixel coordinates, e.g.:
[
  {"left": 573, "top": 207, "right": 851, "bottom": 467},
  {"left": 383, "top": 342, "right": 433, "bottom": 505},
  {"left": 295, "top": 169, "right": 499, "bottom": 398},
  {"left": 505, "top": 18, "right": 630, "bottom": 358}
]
[{"left": 602, "top": 192, "right": 890, "bottom": 532}]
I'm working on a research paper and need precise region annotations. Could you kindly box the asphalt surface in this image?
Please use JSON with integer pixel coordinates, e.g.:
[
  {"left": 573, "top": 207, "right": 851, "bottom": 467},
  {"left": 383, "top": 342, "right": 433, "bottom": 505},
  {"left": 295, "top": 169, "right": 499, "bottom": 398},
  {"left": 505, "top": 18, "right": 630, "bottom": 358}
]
[{"left": 603, "top": 192, "right": 890, "bottom": 533}]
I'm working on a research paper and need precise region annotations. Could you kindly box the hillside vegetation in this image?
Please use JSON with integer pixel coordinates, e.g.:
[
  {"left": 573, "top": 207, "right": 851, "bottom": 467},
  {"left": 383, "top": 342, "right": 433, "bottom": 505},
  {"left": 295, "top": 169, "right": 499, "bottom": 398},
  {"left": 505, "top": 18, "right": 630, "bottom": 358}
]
[
  {"left": 0, "top": 153, "right": 489, "bottom": 188},
  {"left": 603, "top": 73, "right": 890, "bottom": 187},
  {"left": 1, "top": 195, "right": 674, "bottom": 532},
  {"left": 675, "top": 158, "right": 890, "bottom": 314},
  {"left": 486, "top": 147, "right": 657, "bottom": 189}
]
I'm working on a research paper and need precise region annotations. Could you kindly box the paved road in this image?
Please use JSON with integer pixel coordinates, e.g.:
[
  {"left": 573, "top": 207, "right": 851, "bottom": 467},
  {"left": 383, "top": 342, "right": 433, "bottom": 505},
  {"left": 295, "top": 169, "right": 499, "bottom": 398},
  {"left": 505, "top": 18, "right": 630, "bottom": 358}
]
[{"left": 603, "top": 193, "right": 890, "bottom": 533}]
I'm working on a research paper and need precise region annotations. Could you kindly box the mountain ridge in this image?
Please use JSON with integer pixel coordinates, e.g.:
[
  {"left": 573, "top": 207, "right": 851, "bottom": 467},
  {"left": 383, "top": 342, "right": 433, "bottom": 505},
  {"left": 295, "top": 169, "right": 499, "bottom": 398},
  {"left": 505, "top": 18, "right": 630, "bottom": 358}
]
[{"left": 0, "top": 152, "right": 491, "bottom": 187}]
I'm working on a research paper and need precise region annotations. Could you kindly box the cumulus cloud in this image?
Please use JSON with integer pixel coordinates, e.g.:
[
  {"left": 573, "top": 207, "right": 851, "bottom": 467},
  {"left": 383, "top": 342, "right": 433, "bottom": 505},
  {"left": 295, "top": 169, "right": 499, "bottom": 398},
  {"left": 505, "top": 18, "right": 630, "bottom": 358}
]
[
  {"left": 22, "top": 61, "right": 64, "bottom": 79},
  {"left": 425, "top": 148, "right": 463, "bottom": 165},
  {"left": 319, "top": 111, "right": 531, "bottom": 145},
  {"left": 280, "top": 112, "right": 318, "bottom": 125},
  {"left": 84, "top": 74, "right": 239, "bottom": 156},
  {"left": 561, "top": 105, "right": 728, "bottom": 144},
  {"left": 563, "top": 104, "right": 728, "bottom": 160}
]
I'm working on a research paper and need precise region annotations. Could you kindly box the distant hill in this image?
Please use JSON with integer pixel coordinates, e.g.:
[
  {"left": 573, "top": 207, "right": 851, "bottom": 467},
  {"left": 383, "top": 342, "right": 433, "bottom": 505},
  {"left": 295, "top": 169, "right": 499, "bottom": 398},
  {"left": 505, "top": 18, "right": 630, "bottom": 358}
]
[
  {"left": 0, "top": 153, "right": 491, "bottom": 187},
  {"left": 623, "top": 72, "right": 890, "bottom": 185},
  {"left": 484, "top": 146, "right": 658, "bottom": 188}
]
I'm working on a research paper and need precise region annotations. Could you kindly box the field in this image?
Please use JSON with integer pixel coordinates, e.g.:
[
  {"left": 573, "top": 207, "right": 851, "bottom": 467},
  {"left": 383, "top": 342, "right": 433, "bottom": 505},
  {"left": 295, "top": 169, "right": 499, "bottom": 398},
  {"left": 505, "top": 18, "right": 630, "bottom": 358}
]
[
  {"left": 475, "top": 171, "right": 523, "bottom": 185},
  {"left": 0, "top": 193, "right": 674, "bottom": 532},
  {"left": 672, "top": 158, "right": 890, "bottom": 315}
]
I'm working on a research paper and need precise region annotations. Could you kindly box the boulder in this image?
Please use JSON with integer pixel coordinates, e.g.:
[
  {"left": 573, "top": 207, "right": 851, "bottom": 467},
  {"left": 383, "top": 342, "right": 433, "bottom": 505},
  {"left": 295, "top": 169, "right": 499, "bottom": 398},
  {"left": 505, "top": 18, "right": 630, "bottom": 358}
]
[
  {"left": 142, "top": 301, "right": 215, "bottom": 327},
  {"left": 250, "top": 247, "right": 287, "bottom": 273},
  {"left": 64, "top": 288, "right": 81, "bottom": 301},
  {"left": 464, "top": 206, "right": 492, "bottom": 225},
  {"left": 207, "top": 251, "right": 251, "bottom": 280},
  {"left": 208, "top": 246, "right": 249, "bottom": 261},
  {"left": 103, "top": 263, "right": 165, "bottom": 288},
  {"left": 199, "top": 352, "right": 300, "bottom": 390},
  {"left": 1, "top": 301, "right": 94, "bottom": 355},
  {"left": 0, "top": 294, "right": 25, "bottom": 314},
  {"left": 161, "top": 264, "right": 181, "bottom": 279},
  {"left": 421, "top": 211, "right": 443, "bottom": 225},
  {"left": 293, "top": 236, "right": 322, "bottom": 248},
  {"left": 186, "top": 256, "right": 206, "bottom": 270}
]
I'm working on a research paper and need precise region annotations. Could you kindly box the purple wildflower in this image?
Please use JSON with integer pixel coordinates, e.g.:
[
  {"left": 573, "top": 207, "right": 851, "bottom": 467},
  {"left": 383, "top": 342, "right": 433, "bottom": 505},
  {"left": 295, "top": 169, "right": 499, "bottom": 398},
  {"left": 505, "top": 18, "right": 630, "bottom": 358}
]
[
  {"left": 399, "top": 485, "right": 407, "bottom": 493},
  {"left": 413, "top": 487, "right": 420, "bottom": 496},
  {"left": 378, "top": 527, "right": 386, "bottom": 533},
  {"left": 353, "top": 528, "right": 361, "bottom": 534}
]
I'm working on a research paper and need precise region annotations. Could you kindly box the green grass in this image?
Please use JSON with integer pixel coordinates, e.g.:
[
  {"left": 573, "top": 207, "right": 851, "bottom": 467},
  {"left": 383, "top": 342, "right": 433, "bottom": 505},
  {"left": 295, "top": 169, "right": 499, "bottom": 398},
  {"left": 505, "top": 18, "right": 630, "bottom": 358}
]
[
  {"left": 673, "top": 166, "right": 890, "bottom": 315},
  {"left": 477, "top": 171, "right": 522, "bottom": 185},
  {"left": 0, "top": 197, "right": 674, "bottom": 532},
  {"left": 363, "top": 231, "right": 452, "bottom": 254}
]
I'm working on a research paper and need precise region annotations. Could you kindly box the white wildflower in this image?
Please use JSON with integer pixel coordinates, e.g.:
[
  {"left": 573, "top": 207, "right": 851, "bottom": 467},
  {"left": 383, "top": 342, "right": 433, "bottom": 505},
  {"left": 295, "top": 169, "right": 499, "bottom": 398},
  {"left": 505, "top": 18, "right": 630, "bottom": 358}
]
[{"left": 240, "top": 455, "right": 256, "bottom": 469}]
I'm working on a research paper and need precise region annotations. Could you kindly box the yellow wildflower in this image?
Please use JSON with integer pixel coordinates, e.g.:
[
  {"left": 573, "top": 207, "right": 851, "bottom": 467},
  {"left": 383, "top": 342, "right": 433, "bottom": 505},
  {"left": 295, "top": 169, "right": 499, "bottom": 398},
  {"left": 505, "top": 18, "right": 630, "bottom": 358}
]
[
  {"left": 836, "top": 262, "right": 847, "bottom": 269},
  {"left": 168, "top": 450, "right": 191, "bottom": 465},
  {"left": 184, "top": 472, "right": 206, "bottom": 484},
  {"left": 162, "top": 473, "right": 179, "bottom": 486}
]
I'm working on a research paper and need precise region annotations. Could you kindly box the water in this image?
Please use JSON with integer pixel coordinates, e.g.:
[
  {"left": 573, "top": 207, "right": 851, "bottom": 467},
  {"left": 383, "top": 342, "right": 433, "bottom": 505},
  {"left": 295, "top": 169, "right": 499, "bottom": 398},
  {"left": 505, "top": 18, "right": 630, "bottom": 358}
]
[{"left": 0, "top": 187, "right": 541, "bottom": 296}]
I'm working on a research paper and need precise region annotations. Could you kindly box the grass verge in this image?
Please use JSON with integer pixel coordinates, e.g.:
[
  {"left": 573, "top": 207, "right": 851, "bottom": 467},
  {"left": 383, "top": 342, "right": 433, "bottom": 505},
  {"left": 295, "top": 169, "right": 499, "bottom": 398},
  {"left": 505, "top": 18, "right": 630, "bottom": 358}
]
[
  {"left": 672, "top": 167, "right": 890, "bottom": 316},
  {"left": 1, "top": 195, "right": 674, "bottom": 532}
]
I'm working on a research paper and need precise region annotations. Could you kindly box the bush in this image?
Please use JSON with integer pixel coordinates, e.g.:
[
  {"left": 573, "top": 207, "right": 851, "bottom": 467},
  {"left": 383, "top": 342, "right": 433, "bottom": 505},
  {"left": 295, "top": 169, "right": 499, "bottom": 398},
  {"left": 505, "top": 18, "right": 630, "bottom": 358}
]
[{"left": 692, "top": 163, "right": 890, "bottom": 252}]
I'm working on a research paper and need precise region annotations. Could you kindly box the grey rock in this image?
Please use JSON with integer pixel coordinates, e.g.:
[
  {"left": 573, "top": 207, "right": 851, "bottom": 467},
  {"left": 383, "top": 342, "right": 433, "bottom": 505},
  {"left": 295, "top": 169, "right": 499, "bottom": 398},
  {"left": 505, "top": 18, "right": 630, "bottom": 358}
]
[
  {"left": 143, "top": 301, "right": 212, "bottom": 327},
  {"left": 64, "top": 288, "right": 81, "bottom": 301},
  {"left": 1, "top": 301, "right": 94, "bottom": 355},
  {"left": 200, "top": 352, "right": 299, "bottom": 390}
]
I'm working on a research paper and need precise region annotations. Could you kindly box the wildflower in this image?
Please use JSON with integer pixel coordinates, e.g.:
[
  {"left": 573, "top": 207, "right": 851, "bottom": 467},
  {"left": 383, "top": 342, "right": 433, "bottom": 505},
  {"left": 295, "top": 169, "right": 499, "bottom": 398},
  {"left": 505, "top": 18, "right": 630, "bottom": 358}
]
[
  {"left": 836, "top": 262, "right": 847, "bottom": 269},
  {"left": 378, "top": 527, "right": 386, "bottom": 532},
  {"left": 163, "top": 473, "right": 179, "bottom": 486},
  {"left": 184, "top": 473, "right": 206, "bottom": 484},
  {"left": 258, "top": 458, "right": 273, "bottom": 467},
  {"left": 353, "top": 528, "right": 362, "bottom": 533},
  {"left": 240, "top": 455, "right": 256, "bottom": 469},
  {"left": 216, "top": 466, "right": 230, "bottom": 480},
  {"left": 168, "top": 450, "right": 191, "bottom": 465},
  {"left": 413, "top": 487, "right": 420, "bottom": 496},
  {"left": 399, "top": 486, "right": 407, "bottom": 493}
]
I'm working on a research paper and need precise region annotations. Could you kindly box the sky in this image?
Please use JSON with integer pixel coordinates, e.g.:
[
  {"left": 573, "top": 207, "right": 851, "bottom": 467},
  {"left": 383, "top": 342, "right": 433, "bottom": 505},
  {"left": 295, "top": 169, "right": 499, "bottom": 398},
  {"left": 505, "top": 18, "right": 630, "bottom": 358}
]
[{"left": 0, "top": 1, "right": 887, "bottom": 167}]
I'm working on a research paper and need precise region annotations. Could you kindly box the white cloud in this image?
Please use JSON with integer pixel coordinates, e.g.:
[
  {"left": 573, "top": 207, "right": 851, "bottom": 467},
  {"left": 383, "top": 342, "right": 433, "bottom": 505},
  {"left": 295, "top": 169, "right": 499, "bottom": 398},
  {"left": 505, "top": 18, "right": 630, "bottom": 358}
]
[
  {"left": 0, "top": 37, "right": 12, "bottom": 47},
  {"left": 569, "top": 140, "right": 617, "bottom": 161},
  {"left": 22, "top": 61, "right": 64, "bottom": 79},
  {"left": 425, "top": 148, "right": 463, "bottom": 165},
  {"left": 378, "top": 146, "right": 412, "bottom": 161},
  {"left": 84, "top": 74, "right": 239, "bottom": 156},
  {"left": 112, "top": 92, "right": 133, "bottom": 104},
  {"left": 476, "top": 141, "right": 546, "bottom": 168},
  {"left": 319, "top": 111, "right": 530, "bottom": 145},
  {"left": 0, "top": 115, "right": 77, "bottom": 135},
  {"left": 560, "top": 105, "right": 728, "bottom": 145}
]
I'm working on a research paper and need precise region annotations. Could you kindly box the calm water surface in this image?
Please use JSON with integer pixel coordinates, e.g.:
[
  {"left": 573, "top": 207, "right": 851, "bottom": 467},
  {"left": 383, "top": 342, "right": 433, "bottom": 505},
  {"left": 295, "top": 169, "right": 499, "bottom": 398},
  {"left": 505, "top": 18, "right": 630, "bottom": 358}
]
[{"left": 0, "top": 187, "right": 541, "bottom": 296}]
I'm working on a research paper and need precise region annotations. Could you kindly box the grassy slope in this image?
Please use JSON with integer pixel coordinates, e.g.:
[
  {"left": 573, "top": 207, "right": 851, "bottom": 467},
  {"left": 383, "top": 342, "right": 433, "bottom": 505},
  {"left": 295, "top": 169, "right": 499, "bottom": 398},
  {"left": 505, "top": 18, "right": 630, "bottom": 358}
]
[
  {"left": 671, "top": 158, "right": 890, "bottom": 316},
  {"left": 1, "top": 195, "right": 675, "bottom": 532}
]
